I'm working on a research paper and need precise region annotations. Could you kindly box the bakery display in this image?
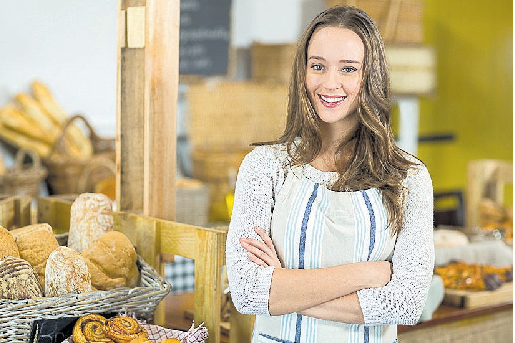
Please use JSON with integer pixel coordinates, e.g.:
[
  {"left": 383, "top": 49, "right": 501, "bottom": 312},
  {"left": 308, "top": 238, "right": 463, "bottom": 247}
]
[
  {"left": 45, "top": 246, "right": 92, "bottom": 297},
  {"left": 0, "top": 255, "right": 43, "bottom": 300},
  {"left": 435, "top": 261, "right": 513, "bottom": 291},
  {"left": 82, "top": 231, "right": 140, "bottom": 290},
  {"left": 10, "top": 223, "right": 59, "bottom": 289},
  {"left": 0, "top": 225, "right": 20, "bottom": 259},
  {"left": 68, "top": 193, "right": 114, "bottom": 253}
]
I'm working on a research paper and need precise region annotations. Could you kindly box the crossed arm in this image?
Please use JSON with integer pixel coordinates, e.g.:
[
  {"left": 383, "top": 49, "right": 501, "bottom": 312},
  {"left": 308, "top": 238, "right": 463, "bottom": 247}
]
[{"left": 240, "top": 227, "right": 392, "bottom": 323}]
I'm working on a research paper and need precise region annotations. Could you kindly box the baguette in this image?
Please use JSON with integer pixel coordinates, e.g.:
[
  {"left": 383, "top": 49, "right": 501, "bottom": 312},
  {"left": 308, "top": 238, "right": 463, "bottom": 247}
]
[
  {"left": 0, "top": 122, "right": 51, "bottom": 157},
  {"left": 14, "top": 93, "right": 60, "bottom": 135},
  {"left": 0, "top": 104, "right": 55, "bottom": 144},
  {"left": 31, "top": 81, "right": 93, "bottom": 157}
]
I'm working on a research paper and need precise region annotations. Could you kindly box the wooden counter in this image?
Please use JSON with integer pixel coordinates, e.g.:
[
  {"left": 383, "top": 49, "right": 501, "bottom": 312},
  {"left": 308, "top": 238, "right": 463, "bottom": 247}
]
[{"left": 164, "top": 292, "right": 512, "bottom": 343}]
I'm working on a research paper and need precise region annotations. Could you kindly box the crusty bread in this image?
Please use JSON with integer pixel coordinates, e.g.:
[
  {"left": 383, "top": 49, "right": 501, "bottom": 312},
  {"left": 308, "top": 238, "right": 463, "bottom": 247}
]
[
  {"left": 82, "top": 231, "right": 139, "bottom": 290},
  {"left": 0, "top": 226, "right": 20, "bottom": 259},
  {"left": 45, "top": 246, "right": 92, "bottom": 297},
  {"left": 0, "top": 255, "right": 43, "bottom": 300},
  {"left": 68, "top": 193, "right": 114, "bottom": 253},
  {"left": 10, "top": 223, "right": 59, "bottom": 290}
]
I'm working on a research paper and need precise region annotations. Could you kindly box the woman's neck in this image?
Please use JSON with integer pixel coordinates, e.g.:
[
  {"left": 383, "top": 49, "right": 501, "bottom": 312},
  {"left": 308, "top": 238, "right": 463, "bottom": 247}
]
[{"left": 311, "top": 121, "right": 358, "bottom": 172}]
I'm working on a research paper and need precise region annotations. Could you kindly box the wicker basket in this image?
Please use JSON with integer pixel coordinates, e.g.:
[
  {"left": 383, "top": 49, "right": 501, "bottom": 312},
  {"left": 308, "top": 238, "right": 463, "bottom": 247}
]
[
  {"left": 176, "top": 178, "right": 209, "bottom": 227},
  {"left": 191, "top": 146, "right": 251, "bottom": 222},
  {"left": 44, "top": 115, "right": 115, "bottom": 195},
  {"left": 326, "top": 0, "right": 424, "bottom": 44},
  {"left": 0, "top": 255, "right": 171, "bottom": 343},
  {"left": 0, "top": 149, "right": 47, "bottom": 197}
]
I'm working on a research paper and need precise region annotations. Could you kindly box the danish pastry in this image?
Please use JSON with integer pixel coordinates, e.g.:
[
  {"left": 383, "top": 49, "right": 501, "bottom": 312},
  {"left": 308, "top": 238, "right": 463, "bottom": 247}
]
[
  {"left": 72, "top": 313, "right": 113, "bottom": 343},
  {"left": 105, "top": 316, "right": 148, "bottom": 343}
]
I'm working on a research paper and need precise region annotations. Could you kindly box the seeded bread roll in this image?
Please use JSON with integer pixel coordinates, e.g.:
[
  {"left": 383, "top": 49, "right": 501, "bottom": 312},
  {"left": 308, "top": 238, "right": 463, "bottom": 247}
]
[
  {"left": 82, "top": 231, "right": 139, "bottom": 290},
  {"left": 0, "top": 255, "right": 43, "bottom": 300},
  {"left": 0, "top": 226, "right": 20, "bottom": 258},
  {"left": 45, "top": 246, "right": 92, "bottom": 297},
  {"left": 10, "top": 223, "right": 59, "bottom": 290},
  {"left": 68, "top": 193, "right": 114, "bottom": 253}
]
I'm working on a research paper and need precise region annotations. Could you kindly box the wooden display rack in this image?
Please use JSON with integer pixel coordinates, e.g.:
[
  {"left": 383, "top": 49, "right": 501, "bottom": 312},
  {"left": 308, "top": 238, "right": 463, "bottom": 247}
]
[{"left": 0, "top": 195, "right": 228, "bottom": 343}]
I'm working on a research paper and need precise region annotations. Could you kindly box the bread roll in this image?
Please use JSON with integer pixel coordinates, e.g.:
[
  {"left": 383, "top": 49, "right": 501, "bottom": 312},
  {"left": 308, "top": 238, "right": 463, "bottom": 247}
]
[
  {"left": 82, "top": 231, "right": 139, "bottom": 290},
  {"left": 68, "top": 193, "right": 114, "bottom": 253},
  {"left": 10, "top": 223, "right": 59, "bottom": 289},
  {"left": 0, "top": 255, "right": 43, "bottom": 300},
  {"left": 0, "top": 226, "right": 20, "bottom": 258},
  {"left": 45, "top": 246, "right": 92, "bottom": 297}
]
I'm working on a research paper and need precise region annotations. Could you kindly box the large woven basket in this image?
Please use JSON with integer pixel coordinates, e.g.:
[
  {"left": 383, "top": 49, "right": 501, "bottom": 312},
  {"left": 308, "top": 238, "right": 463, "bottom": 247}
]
[
  {"left": 44, "top": 115, "right": 115, "bottom": 195},
  {"left": 0, "top": 255, "right": 171, "bottom": 343},
  {"left": 0, "top": 149, "right": 47, "bottom": 197}
]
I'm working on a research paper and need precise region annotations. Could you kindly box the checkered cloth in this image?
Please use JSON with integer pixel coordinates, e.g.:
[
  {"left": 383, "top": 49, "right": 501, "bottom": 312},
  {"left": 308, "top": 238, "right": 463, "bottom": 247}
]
[{"left": 165, "top": 256, "right": 196, "bottom": 294}]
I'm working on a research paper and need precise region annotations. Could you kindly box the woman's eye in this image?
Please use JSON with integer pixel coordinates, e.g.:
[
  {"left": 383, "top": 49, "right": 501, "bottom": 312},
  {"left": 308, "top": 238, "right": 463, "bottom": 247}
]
[
  {"left": 310, "top": 64, "right": 324, "bottom": 71},
  {"left": 342, "top": 66, "right": 357, "bottom": 73}
]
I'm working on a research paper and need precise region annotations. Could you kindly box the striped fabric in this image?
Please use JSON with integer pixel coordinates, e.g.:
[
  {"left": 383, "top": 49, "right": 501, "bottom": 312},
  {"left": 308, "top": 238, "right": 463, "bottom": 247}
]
[{"left": 252, "top": 168, "right": 397, "bottom": 343}]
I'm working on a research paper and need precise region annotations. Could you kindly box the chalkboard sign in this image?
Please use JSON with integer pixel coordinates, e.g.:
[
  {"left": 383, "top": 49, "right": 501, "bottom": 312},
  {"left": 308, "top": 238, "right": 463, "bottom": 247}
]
[{"left": 180, "top": 0, "right": 231, "bottom": 76}]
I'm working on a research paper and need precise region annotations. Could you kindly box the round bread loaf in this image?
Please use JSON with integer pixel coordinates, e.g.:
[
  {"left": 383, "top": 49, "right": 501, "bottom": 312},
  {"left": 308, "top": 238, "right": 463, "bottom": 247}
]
[
  {"left": 10, "top": 223, "right": 59, "bottom": 290},
  {"left": 0, "top": 255, "right": 43, "bottom": 300},
  {"left": 68, "top": 193, "right": 114, "bottom": 253},
  {"left": 82, "top": 231, "right": 139, "bottom": 290},
  {"left": 0, "top": 226, "right": 20, "bottom": 259},
  {"left": 45, "top": 246, "right": 92, "bottom": 297}
]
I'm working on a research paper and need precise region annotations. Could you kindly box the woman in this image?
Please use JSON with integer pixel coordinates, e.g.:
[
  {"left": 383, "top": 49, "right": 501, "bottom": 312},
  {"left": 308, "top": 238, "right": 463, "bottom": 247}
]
[{"left": 226, "top": 5, "right": 434, "bottom": 343}]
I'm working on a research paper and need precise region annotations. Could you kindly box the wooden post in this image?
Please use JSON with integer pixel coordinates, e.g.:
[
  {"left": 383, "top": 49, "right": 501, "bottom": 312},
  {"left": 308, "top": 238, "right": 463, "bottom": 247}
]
[
  {"left": 117, "top": 0, "right": 180, "bottom": 328},
  {"left": 117, "top": 0, "right": 179, "bottom": 221}
]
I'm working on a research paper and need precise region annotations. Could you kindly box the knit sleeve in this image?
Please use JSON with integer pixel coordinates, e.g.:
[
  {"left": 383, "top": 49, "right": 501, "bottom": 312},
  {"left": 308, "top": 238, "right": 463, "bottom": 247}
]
[
  {"left": 225, "top": 146, "right": 287, "bottom": 315},
  {"left": 357, "top": 162, "right": 435, "bottom": 325}
]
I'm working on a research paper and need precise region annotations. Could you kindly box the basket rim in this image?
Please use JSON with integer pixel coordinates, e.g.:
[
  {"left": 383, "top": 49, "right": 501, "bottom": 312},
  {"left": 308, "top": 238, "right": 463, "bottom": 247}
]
[{"left": 0, "top": 255, "right": 171, "bottom": 315}]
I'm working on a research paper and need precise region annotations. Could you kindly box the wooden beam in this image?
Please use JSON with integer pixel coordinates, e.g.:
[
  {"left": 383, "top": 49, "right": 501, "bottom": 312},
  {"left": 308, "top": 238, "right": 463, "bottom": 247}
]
[{"left": 143, "top": 0, "right": 179, "bottom": 220}]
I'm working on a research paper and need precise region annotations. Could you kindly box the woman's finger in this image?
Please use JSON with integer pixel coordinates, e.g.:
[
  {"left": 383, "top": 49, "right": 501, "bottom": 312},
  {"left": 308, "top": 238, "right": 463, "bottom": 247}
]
[
  {"left": 241, "top": 239, "right": 275, "bottom": 264},
  {"left": 254, "top": 227, "right": 278, "bottom": 255}
]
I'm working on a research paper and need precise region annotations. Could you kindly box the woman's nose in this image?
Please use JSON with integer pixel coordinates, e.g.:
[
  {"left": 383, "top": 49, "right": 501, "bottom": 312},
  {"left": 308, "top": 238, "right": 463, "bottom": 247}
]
[{"left": 322, "top": 67, "right": 342, "bottom": 90}]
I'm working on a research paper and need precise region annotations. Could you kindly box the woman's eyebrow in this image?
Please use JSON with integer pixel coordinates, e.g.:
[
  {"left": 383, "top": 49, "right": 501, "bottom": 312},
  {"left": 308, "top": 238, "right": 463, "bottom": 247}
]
[{"left": 308, "top": 55, "right": 361, "bottom": 64}]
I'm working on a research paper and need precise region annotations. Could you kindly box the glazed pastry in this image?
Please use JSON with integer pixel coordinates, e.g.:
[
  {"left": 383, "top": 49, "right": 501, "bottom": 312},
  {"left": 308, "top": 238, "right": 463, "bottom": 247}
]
[
  {"left": 128, "top": 337, "right": 151, "bottom": 343},
  {"left": 160, "top": 339, "right": 181, "bottom": 343},
  {"left": 73, "top": 313, "right": 113, "bottom": 343},
  {"left": 105, "top": 316, "right": 148, "bottom": 343}
]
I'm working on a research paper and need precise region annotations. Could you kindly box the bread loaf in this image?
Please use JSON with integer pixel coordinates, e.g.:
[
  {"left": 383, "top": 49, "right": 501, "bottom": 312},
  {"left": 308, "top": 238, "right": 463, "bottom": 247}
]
[
  {"left": 82, "top": 231, "right": 139, "bottom": 290},
  {"left": 0, "top": 256, "right": 43, "bottom": 300},
  {"left": 10, "top": 223, "right": 59, "bottom": 289},
  {"left": 45, "top": 246, "right": 92, "bottom": 297},
  {"left": 68, "top": 193, "right": 114, "bottom": 253},
  {"left": 0, "top": 226, "right": 20, "bottom": 258}
]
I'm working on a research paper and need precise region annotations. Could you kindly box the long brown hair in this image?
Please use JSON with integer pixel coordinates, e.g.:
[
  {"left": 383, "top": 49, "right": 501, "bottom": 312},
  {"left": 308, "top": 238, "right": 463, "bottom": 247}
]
[{"left": 255, "top": 6, "right": 416, "bottom": 235}]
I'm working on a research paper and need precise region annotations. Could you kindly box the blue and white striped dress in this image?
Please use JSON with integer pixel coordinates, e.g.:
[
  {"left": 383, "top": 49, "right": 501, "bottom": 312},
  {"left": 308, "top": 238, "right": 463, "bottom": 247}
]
[{"left": 251, "top": 166, "right": 398, "bottom": 343}]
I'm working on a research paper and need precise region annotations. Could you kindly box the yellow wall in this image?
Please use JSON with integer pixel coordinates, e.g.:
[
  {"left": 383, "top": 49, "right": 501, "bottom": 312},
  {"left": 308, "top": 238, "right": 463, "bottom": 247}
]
[{"left": 417, "top": 0, "right": 513, "bottom": 201}]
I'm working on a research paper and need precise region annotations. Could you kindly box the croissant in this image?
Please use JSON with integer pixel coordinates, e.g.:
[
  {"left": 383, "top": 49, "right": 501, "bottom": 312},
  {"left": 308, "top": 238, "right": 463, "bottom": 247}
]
[{"left": 73, "top": 314, "right": 113, "bottom": 343}]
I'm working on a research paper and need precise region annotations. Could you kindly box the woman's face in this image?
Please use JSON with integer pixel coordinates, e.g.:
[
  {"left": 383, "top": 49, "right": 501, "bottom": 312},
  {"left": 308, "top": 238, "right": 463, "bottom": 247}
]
[{"left": 305, "top": 26, "right": 364, "bottom": 128}]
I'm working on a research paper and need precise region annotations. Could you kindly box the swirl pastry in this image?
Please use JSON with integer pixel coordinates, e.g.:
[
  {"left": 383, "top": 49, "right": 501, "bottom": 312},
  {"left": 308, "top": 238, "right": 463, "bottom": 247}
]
[
  {"left": 73, "top": 313, "right": 114, "bottom": 343},
  {"left": 105, "top": 316, "right": 148, "bottom": 343}
]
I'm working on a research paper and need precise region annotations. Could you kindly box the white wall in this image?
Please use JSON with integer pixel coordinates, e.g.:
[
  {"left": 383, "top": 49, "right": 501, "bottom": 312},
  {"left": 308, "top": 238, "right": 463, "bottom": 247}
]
[
  {"left": 0, "top": 1, "right": 118, "bottom": 136},
  {"left": 0, "top": 0, "right": 323, "bottom": 139}
]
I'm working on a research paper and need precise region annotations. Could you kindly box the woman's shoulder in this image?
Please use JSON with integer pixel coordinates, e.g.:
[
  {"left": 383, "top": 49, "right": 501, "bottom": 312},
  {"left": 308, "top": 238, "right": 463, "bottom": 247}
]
[
  {"left": 400, "top": 151, "right": 432, "bottom": 190},
  {"left": 239, "top": 143, "right": 291, "bottom": 177}
]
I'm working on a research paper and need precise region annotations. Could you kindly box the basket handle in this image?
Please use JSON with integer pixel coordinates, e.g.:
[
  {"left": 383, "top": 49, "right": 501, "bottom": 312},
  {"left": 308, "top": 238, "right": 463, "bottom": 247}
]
[
  {"left": 13, "top": 149, "right": 42, "bottom": 173},
  {"left": 77, "top": 156, "right": 116, "bottom": 194},
  {"left": 48, "top": 114, "right": 99, "bottom": 157}
]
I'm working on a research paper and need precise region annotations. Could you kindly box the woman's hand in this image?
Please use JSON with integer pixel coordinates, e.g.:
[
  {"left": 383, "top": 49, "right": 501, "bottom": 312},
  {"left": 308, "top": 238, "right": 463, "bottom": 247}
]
[
  {"left": 361, "top": 261, "right": 393, "bottom": 288},
  {"left": 240, "top": 227, "right": 282, "bottom": 268}
]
